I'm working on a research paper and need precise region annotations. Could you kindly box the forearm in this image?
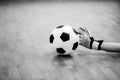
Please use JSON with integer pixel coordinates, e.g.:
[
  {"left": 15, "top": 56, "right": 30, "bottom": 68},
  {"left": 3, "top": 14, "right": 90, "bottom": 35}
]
[
  {"left": 101, "top": 42, "right": 120, "bottom": 52},
  {"left": 92, "top": 41, "right": 120, "bottom": 53}
]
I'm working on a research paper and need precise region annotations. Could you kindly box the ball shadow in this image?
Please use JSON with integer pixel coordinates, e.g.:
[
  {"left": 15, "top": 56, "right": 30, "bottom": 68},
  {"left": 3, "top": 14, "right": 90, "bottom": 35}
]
[
  {"left": 52, "top": 54, "right": 73, "bottom": 67},
  {"left": 54, "top": 54, "right": 73, "bottom": 61}
]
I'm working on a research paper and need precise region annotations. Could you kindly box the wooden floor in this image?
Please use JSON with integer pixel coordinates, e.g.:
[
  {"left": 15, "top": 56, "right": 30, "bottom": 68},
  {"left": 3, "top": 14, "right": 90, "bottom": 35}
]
[{"left": 0, "top": 1, "right": 120, "bottom": 80}]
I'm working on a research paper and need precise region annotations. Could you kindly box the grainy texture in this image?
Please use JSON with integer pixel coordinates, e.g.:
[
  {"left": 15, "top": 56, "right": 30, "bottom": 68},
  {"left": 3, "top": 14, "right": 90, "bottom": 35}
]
[{"left": 0, "top": 1, "right": 120, "bottom": 80}]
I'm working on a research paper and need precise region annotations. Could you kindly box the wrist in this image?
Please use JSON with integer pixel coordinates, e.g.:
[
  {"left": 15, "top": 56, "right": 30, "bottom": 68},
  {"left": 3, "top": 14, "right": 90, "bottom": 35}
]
[
  {"left": 89, "top": 37, "right": 104, "bottom": 50},
  {"left": 92, "top": 41, "right": 99, "bottom": 50}
]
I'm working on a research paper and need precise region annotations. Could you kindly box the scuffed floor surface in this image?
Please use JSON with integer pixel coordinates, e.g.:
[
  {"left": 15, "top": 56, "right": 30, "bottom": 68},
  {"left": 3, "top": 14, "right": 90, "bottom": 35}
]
[{"left": 0, "top": 1, "right": 120, "bottom": 80}]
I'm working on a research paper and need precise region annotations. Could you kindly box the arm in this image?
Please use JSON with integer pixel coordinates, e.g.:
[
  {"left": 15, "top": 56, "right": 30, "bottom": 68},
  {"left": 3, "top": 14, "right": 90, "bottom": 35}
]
[
  {"left": 101, "top": 42, "right": 120, "bottom": 52},
  {"left": 77, "top": 27, "right": 120, "bottom": 53}
]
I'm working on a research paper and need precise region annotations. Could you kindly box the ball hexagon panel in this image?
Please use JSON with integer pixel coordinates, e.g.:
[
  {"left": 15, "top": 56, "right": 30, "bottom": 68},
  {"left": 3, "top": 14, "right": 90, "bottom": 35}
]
[
  {"left": 50, "top": 34, "right": 54, "bottom": 43},
  {"left": 60, "top": 32, "right": 70, "bottom": 42},
  {"left": 56, "top": 48, "right": 66, "bottom": 54},
  {"left": 72, "top": 42, "right": 78, "bottom": 50}
]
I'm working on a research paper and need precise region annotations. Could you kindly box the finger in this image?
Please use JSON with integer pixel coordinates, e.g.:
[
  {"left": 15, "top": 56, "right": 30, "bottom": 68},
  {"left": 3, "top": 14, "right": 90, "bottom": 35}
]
[
  {"left": 80, "top": 27, "right": 86, "bottom": 32},
  {"left": 84, "top": 27, "right": 93, "bottom": 37},
  {"left": 84, "top": 27, "right": 90, "bottom": 35},
  {"left": 77, "top": 27, "right": 86, "bottom": 35},
  {"left": 72, "top": 28, "right": 79, "bottom": 35}
]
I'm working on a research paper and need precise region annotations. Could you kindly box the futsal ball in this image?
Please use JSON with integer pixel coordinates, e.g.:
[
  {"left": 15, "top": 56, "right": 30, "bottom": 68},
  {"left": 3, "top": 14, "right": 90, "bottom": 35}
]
[{"left": 49, "top": 25, "right": 79, "bottom": 55}]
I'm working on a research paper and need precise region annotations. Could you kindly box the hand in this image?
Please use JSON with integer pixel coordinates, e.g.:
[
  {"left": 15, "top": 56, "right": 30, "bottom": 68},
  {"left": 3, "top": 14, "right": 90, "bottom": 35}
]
[{"left": 77, "top": 27, "right": 91, "bottom": 48}]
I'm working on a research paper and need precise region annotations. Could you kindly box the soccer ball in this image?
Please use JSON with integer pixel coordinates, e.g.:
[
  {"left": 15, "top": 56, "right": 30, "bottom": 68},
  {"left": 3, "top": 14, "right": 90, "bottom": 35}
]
[{"left": 49, "top": 25, "right": 79, "bottom": 55}]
